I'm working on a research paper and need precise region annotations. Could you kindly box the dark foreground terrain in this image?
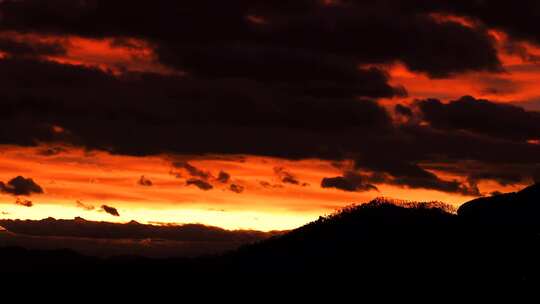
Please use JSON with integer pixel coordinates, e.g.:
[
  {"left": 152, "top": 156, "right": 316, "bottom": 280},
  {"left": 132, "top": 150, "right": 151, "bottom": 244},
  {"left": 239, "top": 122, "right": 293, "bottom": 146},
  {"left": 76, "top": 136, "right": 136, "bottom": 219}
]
[{"left": 2, "top": 184, "right": 540, "bottom": 283}]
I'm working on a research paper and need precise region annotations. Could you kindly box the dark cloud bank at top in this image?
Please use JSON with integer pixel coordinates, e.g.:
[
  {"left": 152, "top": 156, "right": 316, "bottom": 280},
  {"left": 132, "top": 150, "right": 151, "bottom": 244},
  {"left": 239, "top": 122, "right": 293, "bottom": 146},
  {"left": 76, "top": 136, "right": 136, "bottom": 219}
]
[{"left": 0, "top": 1, "right": 540, "bottom": 194}]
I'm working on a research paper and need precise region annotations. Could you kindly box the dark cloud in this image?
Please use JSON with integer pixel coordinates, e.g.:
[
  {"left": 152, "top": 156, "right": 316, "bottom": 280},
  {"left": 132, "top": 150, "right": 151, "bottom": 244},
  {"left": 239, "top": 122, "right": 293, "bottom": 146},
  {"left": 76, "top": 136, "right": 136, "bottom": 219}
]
[
  {"left": 0, "top": 58, "right": 392, "bottom": 159},
  {"left": 0, "top": 1, "right": 536, "bottom": 194},
  {"left": 217, "top": 171, "right": 231, "bottom": 184},
  {"left": 138, "top": 175, "right": 153, "bottom": 187},
  {"left": 159, "top": 45, "right": 406, "bottom": 99},
  {"left": 417, "top": 96, "right": 540, "bottom": 142},
  {"left": 76, "top": 200, "right": 95, "bottom": 211},
  {"left": 0, "top": 0, "right": 502, "bottom": 77},
  {"left": 15, "top": 198, "right": 33, "bottom": 207},
  {"left": 391, "top": 174, "right": 480, "bottom": 197},
  {"left": 321, "top": 172, "right": 378, "bottom": 192},
  {"left": 0, "top": 62, "right": 532, "bottom": 194},
  {"left": 468, "top": 172, "right": 524, "bottom": 187},
  {"left": 230, "top": 184, "right": 245, "bottom": 194},
  {"left": 186, "top": 179, "right": 213, "bottom": 191},
  {"left": 419, "top": 0, "right": 540, "bottom": 46},
  {"left": 37, "top": 146, "right": 67, "bottom": 156},
  {"left": 274, "top": 167, "right": 301, "bottom": 185},
  {"left": 0, "top": 176, "right": 43, "bottom": 196},
  {"left": 479, "top": 77, "right": 520, "bottom": 96},
  {"left": 395, "top": 104, "right": 413, "bottom": 117},
  {"left": 173, "top": 162, "right": 211, "bottom": 180},
  {"left": 393, "top": 123, "right": 540, "bottom": 166},
  {"left": 393, "top": 164, "right": 477, "bottom": 194},
  {"left": 0, "top": 36, "right": 66, "bottom": 59},
  {"left": 259, "top": 181, "right": 284, "bottom": 189},
  {"left": 246, "top": 3, "right": 500, "bottom": 78},
  {"left": 422, "top": 162, "right": 539, "bottom": 189},
  {"left": 101, "top": 205, "right": 120, "bottom": 217}
]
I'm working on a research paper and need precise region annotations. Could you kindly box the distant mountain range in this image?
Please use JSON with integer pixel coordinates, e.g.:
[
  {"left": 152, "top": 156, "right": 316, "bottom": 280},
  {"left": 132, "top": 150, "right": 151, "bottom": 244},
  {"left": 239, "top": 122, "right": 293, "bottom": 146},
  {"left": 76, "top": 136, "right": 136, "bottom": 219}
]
[
  {"left": 0, "top": 217, "right": 281, "bottom": 258},
  {"left": 2, "top": 184, "right": 540, "bottom": 283}
]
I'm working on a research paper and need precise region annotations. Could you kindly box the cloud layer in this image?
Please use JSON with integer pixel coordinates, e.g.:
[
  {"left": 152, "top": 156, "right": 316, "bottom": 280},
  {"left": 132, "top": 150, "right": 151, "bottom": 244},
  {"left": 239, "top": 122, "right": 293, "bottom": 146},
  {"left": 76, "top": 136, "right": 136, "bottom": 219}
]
[
  {"left": 0, "top": 1, "right": 538, "bottom": 195},
  {"left": 0, "top": 176, "right": 43, "bottom": 196}
]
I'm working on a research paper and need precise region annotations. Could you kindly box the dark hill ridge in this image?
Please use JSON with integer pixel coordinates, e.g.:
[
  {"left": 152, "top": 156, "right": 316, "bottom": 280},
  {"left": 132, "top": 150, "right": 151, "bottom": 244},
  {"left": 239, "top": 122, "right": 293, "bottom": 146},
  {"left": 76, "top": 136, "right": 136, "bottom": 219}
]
[
  {"left": 210, "top": 190, "right": 540, "bottom": 282},
  {"left": 458, "top": 183, "right": 540, "bottom": 225},
  {"left": 2, "top": 184, "right": 540, "bottom": 282},
  {"left": 216, "top": 200, "right": 463, "bottom": 280}
]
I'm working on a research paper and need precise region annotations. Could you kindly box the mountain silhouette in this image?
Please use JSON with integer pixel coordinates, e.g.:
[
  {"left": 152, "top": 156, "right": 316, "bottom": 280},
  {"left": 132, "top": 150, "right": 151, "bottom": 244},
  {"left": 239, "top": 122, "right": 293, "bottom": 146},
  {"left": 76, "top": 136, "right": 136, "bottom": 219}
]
[{"left": 2, "top": 186, "right": 540, "bottom": 283}]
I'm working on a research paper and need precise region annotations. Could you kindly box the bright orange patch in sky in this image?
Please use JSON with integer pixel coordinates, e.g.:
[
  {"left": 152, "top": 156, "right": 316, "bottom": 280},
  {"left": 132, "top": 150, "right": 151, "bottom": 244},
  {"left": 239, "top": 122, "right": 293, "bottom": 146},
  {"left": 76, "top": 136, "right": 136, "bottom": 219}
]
[
  {"left": 0, "top": 31, "right": 176, "bottom": 75},
  {"left": 49, "top": 36, "right": 177, "bottom": 75},
  {"left": 380, "top": 26, "right": 540, "bottom": 110},
  {"left": 429, "top": 13, "right": 477, "bottom": 28},
  {"left": 0, "top": 146, "right": 520, "bottom": 231}
]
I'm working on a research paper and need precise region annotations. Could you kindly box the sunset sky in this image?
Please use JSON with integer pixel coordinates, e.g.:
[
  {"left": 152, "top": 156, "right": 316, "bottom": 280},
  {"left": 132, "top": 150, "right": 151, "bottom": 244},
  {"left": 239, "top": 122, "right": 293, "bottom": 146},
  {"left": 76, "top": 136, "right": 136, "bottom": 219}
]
[{"left": 1, "top": 0, "right": 540, "bottom": 231}]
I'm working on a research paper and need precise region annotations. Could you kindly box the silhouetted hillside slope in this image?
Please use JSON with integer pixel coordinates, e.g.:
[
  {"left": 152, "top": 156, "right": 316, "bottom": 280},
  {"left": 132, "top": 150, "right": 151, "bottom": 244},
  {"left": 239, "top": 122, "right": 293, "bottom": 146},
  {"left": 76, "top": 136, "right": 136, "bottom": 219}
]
[
  {"left": 215, "top": 200, "right": 463, "bottom": 280},
  {"left": 2, "top": 186, "right": 540, "bottom": 283},
  {"left": 459, "top": 184, "right": 540, "bottom": 226}
]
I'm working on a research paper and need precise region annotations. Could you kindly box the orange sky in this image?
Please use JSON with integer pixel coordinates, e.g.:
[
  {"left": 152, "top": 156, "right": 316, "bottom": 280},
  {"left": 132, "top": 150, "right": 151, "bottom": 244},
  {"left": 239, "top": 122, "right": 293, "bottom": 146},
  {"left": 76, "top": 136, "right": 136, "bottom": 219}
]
[
  {"left": 0, "top": 23, "right": 537, "bottom": 230},
  {"left": 376, "top": 28, "right": 540, "bottom": 110},
  {"left": 0, "top": 145, "right": 522, "bottom": 231},
  {"left": 0, "top": 31, "right": 176, "bottom": 75}
]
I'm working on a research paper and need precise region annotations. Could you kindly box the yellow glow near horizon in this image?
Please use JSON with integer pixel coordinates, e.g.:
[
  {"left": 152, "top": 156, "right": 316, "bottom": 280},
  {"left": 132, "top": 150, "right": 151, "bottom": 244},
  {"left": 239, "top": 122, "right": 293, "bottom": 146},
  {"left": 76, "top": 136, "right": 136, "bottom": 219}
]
[{"left": 0, "top": 203, "right": 323, "bottom": 231}]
